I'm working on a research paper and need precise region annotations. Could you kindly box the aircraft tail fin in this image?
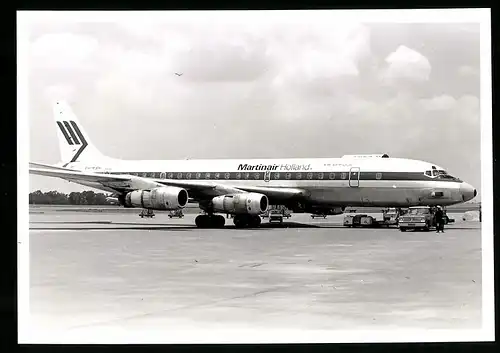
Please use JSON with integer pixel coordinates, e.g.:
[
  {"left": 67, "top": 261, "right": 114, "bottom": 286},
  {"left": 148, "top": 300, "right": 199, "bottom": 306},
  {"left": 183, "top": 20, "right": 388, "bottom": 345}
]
[{"left": 52, "top": 101, "right": 110, "bottom": 166}]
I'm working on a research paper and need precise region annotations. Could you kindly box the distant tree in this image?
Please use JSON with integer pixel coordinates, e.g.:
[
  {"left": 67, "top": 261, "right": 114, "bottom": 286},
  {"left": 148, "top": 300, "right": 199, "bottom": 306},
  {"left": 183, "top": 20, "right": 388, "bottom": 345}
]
[
  {"left": 29, "top": 190, "right": 114, "bottom": 205},
  {"left": 68, "top": 192, "right": 79, "bottom": 205},
  {"left": 94, "top": 193, "right": 107, "bottom": 205}
]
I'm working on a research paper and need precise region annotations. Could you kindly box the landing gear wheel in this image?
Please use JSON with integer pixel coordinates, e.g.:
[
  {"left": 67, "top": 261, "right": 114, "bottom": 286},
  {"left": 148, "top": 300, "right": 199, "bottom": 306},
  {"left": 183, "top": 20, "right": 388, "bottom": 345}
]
[
  {"left": 195, "top": 215, "right": 207, "bottom": 228},
  {"left": 195, "top": 214, "right": 226, "bottom": 228},
  {"left": 250, "top": 215, "right": 261, "bottom": 227},
  {"left": 233, "top": 215, "right": 262, "bottom": 228},
  {"left": 233, "top": 215, "right": 247, "bottom": 228},
  {"left": 215, "top": 215, "right": 225, "bottom": 228}
]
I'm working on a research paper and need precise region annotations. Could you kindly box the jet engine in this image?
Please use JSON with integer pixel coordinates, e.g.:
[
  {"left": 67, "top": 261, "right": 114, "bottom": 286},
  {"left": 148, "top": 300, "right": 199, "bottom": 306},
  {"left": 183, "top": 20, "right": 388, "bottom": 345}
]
[
  {"left": 124, "top": 186, "right": 188, "bottom": 210},
  {"left": 211, "top": 193, "right": 269, "bottom": 215}
]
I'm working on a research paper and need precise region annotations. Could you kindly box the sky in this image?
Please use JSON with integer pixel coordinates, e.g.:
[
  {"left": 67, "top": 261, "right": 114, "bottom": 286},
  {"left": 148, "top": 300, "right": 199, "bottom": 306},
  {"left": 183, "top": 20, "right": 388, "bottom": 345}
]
[{"left": 23, "top": 10, "right": 485, "bottom": 200}]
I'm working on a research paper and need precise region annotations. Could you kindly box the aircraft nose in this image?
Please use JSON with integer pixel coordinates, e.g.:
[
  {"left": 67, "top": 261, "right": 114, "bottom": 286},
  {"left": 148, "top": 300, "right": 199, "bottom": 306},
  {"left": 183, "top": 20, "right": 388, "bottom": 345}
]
[{"left": 460, "top": 183, "right": 476, "bottom": 202}]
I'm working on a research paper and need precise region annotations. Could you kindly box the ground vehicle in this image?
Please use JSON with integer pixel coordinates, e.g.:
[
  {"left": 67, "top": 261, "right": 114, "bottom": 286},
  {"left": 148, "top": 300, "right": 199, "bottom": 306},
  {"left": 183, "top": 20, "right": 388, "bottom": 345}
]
[
  {"left": 398, "top": 206, "right": 454, "bottom": 231},
  {"left": 343, "top": 213, "right": 366, "bottom": 227},
  {"left": 168, "top": 209, "right": 184, "bottom": 218},
  {"left": 268, "top": 209, "right": 285, "bottom": 223},
  {"left": 139, "top": 209, "right": 155, "bottom": 218},
  {"left": 262, "top": 205, "right": 291, "bottom": 223},
  {"left": 398, "top": 206, "right": 435, "bottom": 231},
  {"left": 343, "top": 208, "right": 400, "bottom": 228},
  {"left": 311, "top": 214, "right": 327, "bottom": 219}
]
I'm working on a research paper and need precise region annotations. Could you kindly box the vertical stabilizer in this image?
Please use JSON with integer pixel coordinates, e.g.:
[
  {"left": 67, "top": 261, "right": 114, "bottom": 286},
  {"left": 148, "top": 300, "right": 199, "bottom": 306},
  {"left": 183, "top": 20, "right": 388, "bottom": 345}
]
[{"left": 52, "top": 101, "right": 109, "bottom": 165}]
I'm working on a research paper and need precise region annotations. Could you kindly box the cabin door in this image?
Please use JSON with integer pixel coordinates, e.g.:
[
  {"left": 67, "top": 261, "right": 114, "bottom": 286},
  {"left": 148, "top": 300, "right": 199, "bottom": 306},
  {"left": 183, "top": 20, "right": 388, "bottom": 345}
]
[
  {"left": 264, "top": 170, "right": 271, "bottom": 182},
  {"left": 349, "top": 167, "right": 360, "bottom": 187}
]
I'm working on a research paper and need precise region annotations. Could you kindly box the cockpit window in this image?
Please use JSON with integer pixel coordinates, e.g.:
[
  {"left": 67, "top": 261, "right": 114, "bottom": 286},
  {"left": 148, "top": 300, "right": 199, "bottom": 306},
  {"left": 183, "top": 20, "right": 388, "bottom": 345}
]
[
  {"left": 424, "top": 169, "right": 460, "bottom": 181},
  {"left": 436, "top": 170, "right": 460, "bottom": 180}
]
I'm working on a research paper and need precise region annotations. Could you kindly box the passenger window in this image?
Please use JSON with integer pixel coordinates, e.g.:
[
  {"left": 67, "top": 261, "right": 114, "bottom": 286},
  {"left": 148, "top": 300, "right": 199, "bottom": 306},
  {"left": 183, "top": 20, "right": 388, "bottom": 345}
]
[
  {"left": 225, "top": 172, "right": 230, "bottom": 179},
  {"left": 296, "top": 173, "right": 302, "bottom": 179},
  {"left": 286, "top": 173, "right": 291, "bottom": 180},
  {"left": 274, "top": 172, "right": 280, "bottom": 180},
  {"left": 244, "top": 173, "right": 250, "bottom": 179},
  {"left": 236, "top": 173, "right": 241, "bottom": 179},
  {"left": 160, "top": 172, "right": 166, "bottom": 179},
  {"left": 177, "top": 172, "right": 182, "bottom": 179},
  {"left": 307, "top": 172, "right": 313, "bottom": 180},
  {"left": 186, "top": 172, "right": 192, "bottom": 179},
  {"left": 329, "top": 172, "right": 335, "bottom": 180},
  {"left": 376, "top": 172, "right": 382, "bottom": 180},
  {"left": 215, "top": 173, "right": 220, "bottom": 179},
  {"left": 196, "top": 172, "right": 201, "bottom": 179},
  {"left": 205, "top": 173, "right": 211, "bottom": 179},
  {"left": 167, "top": 172, "right": 173, "bottom": 179},
  {"left": 254, "top": 173, "right": 260, "bottom": 179},
  {"left": 318, "top": 172, "right": 324, "bottom": 180},
  {"left": 341, "top": 172, "right": 346, "bottom": 180}
]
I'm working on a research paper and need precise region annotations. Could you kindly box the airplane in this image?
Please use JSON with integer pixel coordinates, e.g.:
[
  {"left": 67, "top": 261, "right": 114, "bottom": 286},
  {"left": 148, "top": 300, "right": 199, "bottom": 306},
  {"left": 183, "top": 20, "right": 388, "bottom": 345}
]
[{"left": 29, "top": 101, "right": 477, "bottom": 228}]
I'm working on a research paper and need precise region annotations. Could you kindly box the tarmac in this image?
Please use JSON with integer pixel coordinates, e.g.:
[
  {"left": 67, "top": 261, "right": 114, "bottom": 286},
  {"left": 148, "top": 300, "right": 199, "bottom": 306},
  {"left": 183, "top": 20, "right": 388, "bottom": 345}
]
[{"left": 27, "top": 207, "right": 483, "bottom": 342}]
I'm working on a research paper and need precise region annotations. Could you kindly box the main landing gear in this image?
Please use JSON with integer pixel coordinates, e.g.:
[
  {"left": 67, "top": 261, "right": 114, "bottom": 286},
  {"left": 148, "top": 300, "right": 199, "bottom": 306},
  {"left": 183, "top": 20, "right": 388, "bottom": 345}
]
[
  {"left": 233, "top": 215, "right": 261, "bottom": 228},
  {"left": 195, "top": 214, "right": 226, "bottom": 228},
  {"left": 194, "top": 214, "right": 262, "bottom": 228}
]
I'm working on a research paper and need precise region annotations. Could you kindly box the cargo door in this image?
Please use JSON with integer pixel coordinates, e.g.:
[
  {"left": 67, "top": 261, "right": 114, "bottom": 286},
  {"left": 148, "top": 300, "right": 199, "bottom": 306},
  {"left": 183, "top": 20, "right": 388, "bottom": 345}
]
[{"left": 349, "top": 167, "right": 360, "bottom": 187}]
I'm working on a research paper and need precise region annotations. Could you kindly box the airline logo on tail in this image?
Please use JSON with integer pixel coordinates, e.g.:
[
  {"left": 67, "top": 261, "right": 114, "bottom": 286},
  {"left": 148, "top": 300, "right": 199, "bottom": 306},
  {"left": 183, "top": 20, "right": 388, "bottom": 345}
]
[{"left": 56, "top": 120, "right": 88, "bottom": 162}]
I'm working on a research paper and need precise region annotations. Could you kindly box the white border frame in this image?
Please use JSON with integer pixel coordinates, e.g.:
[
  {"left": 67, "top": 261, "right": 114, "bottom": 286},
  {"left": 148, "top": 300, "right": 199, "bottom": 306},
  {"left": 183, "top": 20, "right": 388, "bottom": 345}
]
[{"left": 17, "top": 8, "right": 494, "bottom": 343}]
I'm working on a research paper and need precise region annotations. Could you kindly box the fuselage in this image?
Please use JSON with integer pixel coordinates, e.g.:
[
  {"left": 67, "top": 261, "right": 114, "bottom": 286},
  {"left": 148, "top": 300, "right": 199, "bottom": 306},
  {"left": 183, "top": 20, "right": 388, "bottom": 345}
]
[{"left": 64, "top": 156, "right": 476, "bottom": 208}]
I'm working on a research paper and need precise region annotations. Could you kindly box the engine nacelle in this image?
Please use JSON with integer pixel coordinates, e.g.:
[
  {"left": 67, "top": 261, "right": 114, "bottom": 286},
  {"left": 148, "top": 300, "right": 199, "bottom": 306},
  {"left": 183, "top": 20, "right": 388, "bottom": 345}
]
[
  {"left": 124, "top": 186, "right": 188, "bottom": 210},
  {"left": 211, "top": 193, "right": 269, "bottom": 215}
]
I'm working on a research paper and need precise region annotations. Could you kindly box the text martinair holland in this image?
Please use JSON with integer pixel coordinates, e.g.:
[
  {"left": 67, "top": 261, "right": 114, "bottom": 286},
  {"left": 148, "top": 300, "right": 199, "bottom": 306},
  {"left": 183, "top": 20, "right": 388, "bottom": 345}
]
[{"left": 237, "top": 163, "right": 312, "bottom": 171}]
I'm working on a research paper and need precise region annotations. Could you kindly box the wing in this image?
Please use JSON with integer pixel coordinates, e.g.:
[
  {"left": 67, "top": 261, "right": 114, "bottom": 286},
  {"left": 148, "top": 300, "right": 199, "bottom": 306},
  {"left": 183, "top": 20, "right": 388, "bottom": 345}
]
[
  {"left": 29, "top": 166, "right": 310, "bottom": 203},
  {"left": 29, "top": 167, "right": 164, "bottom": 194},
  {"left": 155, "top": 179, "right": 309, "bottom": 203}
]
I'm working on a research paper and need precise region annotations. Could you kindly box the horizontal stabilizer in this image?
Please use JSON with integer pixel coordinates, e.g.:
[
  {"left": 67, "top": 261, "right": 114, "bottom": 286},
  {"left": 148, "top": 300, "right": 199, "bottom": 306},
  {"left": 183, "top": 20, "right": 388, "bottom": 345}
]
[{"left": 29, "top": 162, "right": 78, "bottom": 171}]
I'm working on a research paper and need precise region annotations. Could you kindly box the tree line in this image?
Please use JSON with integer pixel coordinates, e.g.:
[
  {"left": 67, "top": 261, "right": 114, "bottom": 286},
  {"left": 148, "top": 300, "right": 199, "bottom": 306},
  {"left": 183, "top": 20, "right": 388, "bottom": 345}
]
[{"left": 29, "top": 190, "right": 116, "bottom": 205}]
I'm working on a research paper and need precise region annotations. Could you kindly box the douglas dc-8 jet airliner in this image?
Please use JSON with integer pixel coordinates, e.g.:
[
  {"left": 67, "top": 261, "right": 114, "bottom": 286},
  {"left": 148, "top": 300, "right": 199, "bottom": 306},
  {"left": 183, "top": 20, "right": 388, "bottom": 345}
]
[{"left": 29, "top": 101, "right": 477, "bottom": 228}]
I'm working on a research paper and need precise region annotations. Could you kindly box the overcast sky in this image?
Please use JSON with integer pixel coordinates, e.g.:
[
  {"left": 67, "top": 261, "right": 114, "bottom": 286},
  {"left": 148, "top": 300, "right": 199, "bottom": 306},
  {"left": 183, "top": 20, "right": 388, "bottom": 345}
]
[{"left": 24, "top": 11, "right": 484, "bottom": 200}]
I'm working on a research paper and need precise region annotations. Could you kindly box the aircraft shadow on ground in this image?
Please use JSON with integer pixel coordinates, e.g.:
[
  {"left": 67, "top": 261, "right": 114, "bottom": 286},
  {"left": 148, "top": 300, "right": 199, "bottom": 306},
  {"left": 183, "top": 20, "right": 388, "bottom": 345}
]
[
  {"left": 29, "top": 221, "right": 477, "bottom": 231},
  {"left": 29, "top": 221, "right": 330, "bottom": 231}
]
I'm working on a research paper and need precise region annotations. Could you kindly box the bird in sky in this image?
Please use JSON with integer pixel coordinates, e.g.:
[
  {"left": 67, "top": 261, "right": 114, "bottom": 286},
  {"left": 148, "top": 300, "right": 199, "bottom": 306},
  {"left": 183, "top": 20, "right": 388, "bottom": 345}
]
[{"left": 175, "top": 73, "right": 183, "bottom": 76}]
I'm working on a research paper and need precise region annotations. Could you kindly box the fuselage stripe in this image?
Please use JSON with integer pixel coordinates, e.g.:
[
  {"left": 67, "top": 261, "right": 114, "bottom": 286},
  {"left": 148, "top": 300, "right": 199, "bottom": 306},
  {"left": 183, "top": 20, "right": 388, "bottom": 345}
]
[{"left": 103, "top": 171, "right": 461, "bottom": 183}]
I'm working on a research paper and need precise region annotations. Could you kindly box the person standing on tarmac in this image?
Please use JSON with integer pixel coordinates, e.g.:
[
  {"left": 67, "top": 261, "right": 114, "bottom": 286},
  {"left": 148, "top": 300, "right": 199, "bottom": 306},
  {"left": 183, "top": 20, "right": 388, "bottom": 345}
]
[{"left": 435, "top": 206, "right": 445, "bottom": 233}]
